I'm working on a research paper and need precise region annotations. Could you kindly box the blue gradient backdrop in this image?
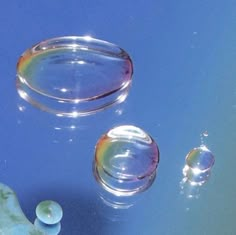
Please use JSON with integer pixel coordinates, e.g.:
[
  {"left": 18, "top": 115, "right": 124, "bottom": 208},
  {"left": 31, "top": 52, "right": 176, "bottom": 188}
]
[{"left": 0, "top": 0, "right": 236, "bottom": 234}]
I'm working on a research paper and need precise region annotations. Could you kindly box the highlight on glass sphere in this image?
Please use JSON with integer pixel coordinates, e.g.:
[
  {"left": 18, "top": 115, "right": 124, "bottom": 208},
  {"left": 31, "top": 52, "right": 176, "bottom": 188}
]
[
  {"left": 183, "top": 145, "right": 215, "bottom": 185},
  {"left": 16, "top": 36, "right": 133, "bottom": 117},
  {"left": 93, "top": 125, "right": 160, "bottom": 196}
]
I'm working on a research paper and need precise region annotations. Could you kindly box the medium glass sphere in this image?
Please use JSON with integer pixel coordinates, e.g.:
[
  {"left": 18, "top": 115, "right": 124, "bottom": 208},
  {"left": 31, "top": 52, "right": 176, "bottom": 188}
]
[{"left": 94, "top": 125, "right": 160, "bottom": 196}]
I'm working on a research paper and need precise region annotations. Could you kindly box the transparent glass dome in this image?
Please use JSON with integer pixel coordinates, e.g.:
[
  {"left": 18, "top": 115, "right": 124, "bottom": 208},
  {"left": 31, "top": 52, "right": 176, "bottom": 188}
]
[
  {"left": 16, "top": 36, "right": 133, "bottom": 117},
  {"left": 183, "top": 145, "right": 215, "bottom": 185},
  {"left": 185, "top": 145, "right": 215, "bottom": 172},
  {"left": 94, "top": 125, "right": 160, "bottom": 196}
]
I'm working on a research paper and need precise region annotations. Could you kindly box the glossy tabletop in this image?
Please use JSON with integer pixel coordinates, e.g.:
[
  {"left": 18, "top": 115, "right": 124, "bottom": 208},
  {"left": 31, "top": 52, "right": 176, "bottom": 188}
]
[{"left": 0, "top": 1, "right": 235, "bottom": 234}]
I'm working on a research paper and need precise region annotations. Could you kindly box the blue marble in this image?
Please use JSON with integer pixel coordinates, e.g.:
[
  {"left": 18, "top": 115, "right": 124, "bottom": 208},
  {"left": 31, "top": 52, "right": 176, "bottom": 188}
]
[
  {"left": 36, "top": 200, "right": 63, "bottom": 225},
  {"left": 0, "top": 183, "right": 44, "bottom": 235}
]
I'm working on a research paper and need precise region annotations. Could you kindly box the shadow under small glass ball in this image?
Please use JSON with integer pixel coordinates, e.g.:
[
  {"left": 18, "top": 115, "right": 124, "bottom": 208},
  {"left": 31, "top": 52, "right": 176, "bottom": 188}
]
[{"left": 34, "top": 218, "right": 61, "bottom": 235}]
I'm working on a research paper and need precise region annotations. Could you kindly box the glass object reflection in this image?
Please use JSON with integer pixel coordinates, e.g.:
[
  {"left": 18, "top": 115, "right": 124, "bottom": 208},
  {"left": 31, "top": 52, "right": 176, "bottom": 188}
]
[
  {"left": 94, "top": 176, "right": 149, "bottom": 222},
  {"left": 16, "top": 95, "right": 126, "bottom": 144},
  {"left": 16, "top": 36, "right": 133, "bottom": 117},
  {"left": 34, "top": 219, "right": 61, "bottom": 235}
]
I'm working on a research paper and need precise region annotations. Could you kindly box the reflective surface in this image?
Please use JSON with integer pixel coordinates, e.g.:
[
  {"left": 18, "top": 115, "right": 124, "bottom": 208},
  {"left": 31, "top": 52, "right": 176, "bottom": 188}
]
[{"left": 0, "top": 0, "right": 236, "bottom": 234}]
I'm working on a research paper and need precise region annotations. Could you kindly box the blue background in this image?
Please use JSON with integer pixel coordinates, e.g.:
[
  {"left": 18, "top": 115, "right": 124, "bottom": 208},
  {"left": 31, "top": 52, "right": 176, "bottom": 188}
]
[{"left": 0, "top": 0, "right": 236, "bottom": 234}]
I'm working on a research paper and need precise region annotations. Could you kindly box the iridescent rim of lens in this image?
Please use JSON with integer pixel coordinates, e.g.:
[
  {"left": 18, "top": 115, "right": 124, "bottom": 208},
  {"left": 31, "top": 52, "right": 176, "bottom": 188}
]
[{"left": 16, "top": 36, "right": 133, "bottom": 117}]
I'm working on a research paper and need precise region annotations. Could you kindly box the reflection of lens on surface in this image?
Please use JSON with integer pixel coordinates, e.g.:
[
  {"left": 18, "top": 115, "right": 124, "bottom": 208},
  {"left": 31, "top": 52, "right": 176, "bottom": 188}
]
[
  {"left": 182, "top": 165, "right": 211, "bottom": 185},
  {"left": 34, "top": 219, "right": 61, "bottom": 235},
  {"left": 94, "top": 125, "right": 160, "bottom": 196},
  {"left": 16, "top": 36, "right": 133, "bottom": 117},
  {"left": 99, "top": 191, "right": 136, "bottom": 209}
]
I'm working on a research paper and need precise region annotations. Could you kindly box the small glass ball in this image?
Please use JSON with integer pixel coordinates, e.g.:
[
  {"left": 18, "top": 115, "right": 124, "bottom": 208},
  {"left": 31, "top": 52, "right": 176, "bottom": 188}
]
[
  {"left": 185, "top": 145, "right": 215, "bottom": 172},
  {"left": 94, "top": 125, "right": 160, "bottom": 196},
  {"left": 36, "top": 200, "right": 63, "bottom": 225}
]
